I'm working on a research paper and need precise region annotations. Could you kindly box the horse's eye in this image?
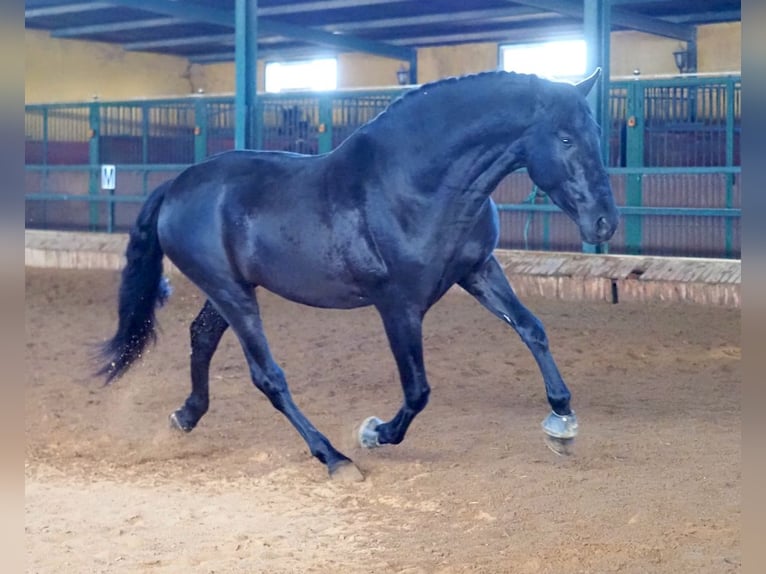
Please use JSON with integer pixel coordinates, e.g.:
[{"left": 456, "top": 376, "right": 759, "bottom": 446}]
[{"left": 560, "top": 136, "right": 573, "bottom": 146}]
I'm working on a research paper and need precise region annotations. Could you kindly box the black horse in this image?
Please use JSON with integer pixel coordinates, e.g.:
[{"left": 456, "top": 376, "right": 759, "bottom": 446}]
[{"left": 99, "top": 69, "right": 618, "bottom": 481}]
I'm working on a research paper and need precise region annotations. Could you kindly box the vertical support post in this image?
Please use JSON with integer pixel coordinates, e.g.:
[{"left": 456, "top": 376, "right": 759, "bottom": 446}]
[
  {"left": 584, "top": 0, "right": 611, "bottom": 163},
  {"left": 409, "top": 50, "right": 418, "bottom": 84},
  {"left": 317, "top": 95, "right": 333, "bottom": 154},
  {"left": 88, "top": 102, "right": 101, "bottom": 231},
  {"left": 687, "top": 36, "right": 698, "bottom": 73},
  {"left": 235, "top": 0, "right": 258, "bottom": 150},
  {"left": 625, "top": 80, "right": 645, "bottom": 254},
  {"left": 687, "top": 33, "right": 698, "bottom": 123},
  {"left": 583, "top": 0, "right": 611, "bottom": 254},
  {"left": 724, "top": 78, "right": 735, "bottom": 258},
  {"left": 194, "top": 97, "right": 208, "bottom": 162}
]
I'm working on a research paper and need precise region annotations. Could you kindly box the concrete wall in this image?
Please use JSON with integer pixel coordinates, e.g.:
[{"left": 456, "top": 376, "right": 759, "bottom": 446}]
[
  {"left": 25, "top": 29, "right": 193, "bottom": 103},
  {"left": 25, "top": 22, "right": 741, "bottom": 103},
  {"left": 697, "top": 22, "right": 742, "bottom": 73}
]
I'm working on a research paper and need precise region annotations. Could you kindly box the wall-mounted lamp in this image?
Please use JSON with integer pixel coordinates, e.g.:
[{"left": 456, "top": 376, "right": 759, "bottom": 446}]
[
  {"left": 396, "top": 64, "right": 410, "bottom": 85},
  {"left": 673, "top": 48, "right": 692, "bottom": 74}
]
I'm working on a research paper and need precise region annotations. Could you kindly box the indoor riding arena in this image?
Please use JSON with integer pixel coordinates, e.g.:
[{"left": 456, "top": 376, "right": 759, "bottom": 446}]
[{"left": 25, "top": 2, "right": 741, "bottom": 573}]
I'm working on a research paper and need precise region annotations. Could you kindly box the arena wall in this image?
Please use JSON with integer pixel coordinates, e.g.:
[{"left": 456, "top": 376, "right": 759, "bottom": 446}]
[
  {"left": 25, "top": 22, "right": 741, "bottom": 103},
  {"left": 25, "top": 230, "right": 740, "bottom": 308}
]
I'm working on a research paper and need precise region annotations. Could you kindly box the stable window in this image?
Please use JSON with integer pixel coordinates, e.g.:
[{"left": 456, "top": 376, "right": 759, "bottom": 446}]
[
  {"left": 500, "top": 39, "right": 586, "bottom": 80},
  {"left": 264, "top": 58, "right": 338, "bottom": 93}
]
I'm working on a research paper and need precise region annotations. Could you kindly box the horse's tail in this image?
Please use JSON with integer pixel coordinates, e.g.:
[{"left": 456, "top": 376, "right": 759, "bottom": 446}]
[{"left": 97, "top": 179, "right": 174, "bottom": 383}]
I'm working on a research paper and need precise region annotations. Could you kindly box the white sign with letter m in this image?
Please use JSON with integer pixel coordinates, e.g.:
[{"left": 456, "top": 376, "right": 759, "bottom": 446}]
[{"left": 101, "top": 164, "right": 116, "bottom": 190}]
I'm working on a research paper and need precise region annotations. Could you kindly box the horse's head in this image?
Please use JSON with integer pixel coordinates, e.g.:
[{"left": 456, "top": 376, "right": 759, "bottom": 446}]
[{"left": 522, "top": 69, "right": 619, "bottom": 245}]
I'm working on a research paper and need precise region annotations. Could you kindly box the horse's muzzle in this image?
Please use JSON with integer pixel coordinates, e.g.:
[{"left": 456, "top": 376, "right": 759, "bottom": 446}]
[
  {"left": 595, "top": 216, "right": 615, "bottom": 241},
  {"left": 582, "top": 212, "right": 618, "bottom": 244}
]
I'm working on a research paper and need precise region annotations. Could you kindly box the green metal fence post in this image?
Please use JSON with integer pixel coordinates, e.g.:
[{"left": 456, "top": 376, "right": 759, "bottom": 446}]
[
  {"left": 41, "top": 107, "right": 49, "bottom": 194},
  {"left": 542, "top": 194, "right": 551, "bottom": 251},
  {"left": 194, "top": 97, "right": 208, "bottom": 163},
  {"left": 317, "top": 95, "right": 333, "bottom": 154},
  {"left": 88, "top": 102, "right": 101, "bottom": 231},
  {"left": 624, "top": 81, "right": 644, "bottom": 254},
  {"left": 141, "top": 103, "right": 150, "bottom": 196},
  {"left": 583, "top": 0, "right": 611, "bottom": 254},
  {"left": 41, "top": 107, "right": 50, "bottom": 228},
  {"left": 725, "top": 78, "right": 735, "bottom": 258},
  {"left": 234, "top": 0, "right": 258, "bottom": 149}
]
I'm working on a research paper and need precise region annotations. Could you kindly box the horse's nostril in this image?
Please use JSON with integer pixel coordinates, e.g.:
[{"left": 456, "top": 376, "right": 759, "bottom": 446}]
[{"left": 596, "top": 216, "right": 611, "bottom": 238}]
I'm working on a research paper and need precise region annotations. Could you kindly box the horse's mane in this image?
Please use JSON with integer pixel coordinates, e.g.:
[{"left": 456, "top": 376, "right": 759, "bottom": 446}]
[{"left": 374, "top": 70, "right": 534, "bottom": 123}]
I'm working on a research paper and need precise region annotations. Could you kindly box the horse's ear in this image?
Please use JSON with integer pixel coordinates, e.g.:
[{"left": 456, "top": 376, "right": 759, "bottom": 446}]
[{"left": 575, "top": 68, "right": 601, "bottom": 97}]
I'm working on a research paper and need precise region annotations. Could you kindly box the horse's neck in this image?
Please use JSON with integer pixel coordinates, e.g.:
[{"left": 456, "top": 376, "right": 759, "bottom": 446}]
[{"left": 369, "top": 80, "right": 531, "bottom": 208}]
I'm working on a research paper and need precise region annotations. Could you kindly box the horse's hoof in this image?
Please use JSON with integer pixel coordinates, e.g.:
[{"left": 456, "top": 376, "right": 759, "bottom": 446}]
[
  {"left": 329, "top": 460, "right": 365, "bottom": 482},
  {"left": 545, "top": 434, "right": 575, "bottom": 456},
  {"left": 541, "top": 411, "right": 578, "bottom": 456},
  {"left": 169, "top": 411, "right": 192, "bottom": 433},
  {"left": 358, "top": 416, "right": 383, "bottom": 448}
]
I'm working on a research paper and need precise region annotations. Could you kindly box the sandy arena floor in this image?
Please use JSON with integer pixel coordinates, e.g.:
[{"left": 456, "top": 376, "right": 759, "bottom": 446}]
[{"left": 25, "top": 268, "right": 740, "bottom": 573}]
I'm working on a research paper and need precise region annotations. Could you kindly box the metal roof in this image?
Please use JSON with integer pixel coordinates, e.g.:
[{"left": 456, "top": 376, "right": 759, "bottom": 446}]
[{"left": 25, "top": 0, "right": 741, "bottom": 64}]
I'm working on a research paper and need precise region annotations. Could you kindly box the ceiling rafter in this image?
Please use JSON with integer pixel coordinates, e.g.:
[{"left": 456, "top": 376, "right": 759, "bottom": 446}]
[
  {"left": 508, "top": 0, "right": 696, "bottom": 41},
  {"left": 258, "top": 0, "right": 413, "bottom": 17},
  {"left": 123, "top": 34, "right": 237, "bottom": 51},
  {"left": 388, "top": 24, "right": 584, "bottom": 47},
  {"left": 107, "top": 0, "right": 414, "bottom": 60},
  {"left": 25, "top": 2, "right": 113, "bottom": 18},
  {"left": 51, "top": 17, "right": 187, "bottom": 38},
  {"left": 323, "top": 6, "right": 557, "bottom": 33},
  {"left": 665, "top": 10, "right": 741, "bottom": 25},
  {"left": 190, "top": 46, "right": 346, "bottom": 65}
]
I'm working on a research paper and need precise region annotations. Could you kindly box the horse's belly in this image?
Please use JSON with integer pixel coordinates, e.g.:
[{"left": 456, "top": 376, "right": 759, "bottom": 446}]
[
  {"left": 241, "top": 246, "right": 373, "bottom": 310},
  {"left": 263, "top": 280, "right": 372, "bottom": 310},
  {"left": 223, "top": 198, "right": 386, "bottom": 309}
]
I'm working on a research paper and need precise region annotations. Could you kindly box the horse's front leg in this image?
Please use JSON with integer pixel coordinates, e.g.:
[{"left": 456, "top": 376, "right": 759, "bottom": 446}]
[
  {"left": 358, "top": 305, "right": 430, "bottom": 448},
  {"left": 458, "top": 255, "right": 578, "bottom": 455},
  {"left": 169, "top": 300, "right": 229, "bottom": 432}
]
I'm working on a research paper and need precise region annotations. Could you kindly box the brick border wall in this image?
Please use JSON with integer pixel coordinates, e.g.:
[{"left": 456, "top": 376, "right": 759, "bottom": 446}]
[{"left": 25, "top": 230, "right": 740, "bottom": 308}]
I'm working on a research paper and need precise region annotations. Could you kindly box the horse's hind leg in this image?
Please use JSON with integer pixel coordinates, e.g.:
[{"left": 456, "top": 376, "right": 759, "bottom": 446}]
[
  {"left": 458, "top": 255, "right": 578, "bottom": 455},
  {"left": 170, "top": 300, "right": 229, "bottom": 432},
  {"left": 358, "top": 306, "right": 430, "bottom": 448},
  {"left": 206, "top": 283, "right": 363, "bottom": 481}
]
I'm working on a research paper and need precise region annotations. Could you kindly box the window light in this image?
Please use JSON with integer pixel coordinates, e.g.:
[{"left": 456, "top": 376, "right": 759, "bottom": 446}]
[
  {"left": 264, "top": 58, "right": 338, "bottom": 93},
  {"left": 500, "top": 39, "right": 587, "bottom": 80}
]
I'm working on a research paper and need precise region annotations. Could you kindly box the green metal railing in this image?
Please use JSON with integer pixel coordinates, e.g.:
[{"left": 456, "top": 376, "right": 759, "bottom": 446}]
[
  {"left": 606, "top": 75, "right": 741, "bottom": 257},
  {"left": 25, "top": 75, "right": 741, "bottom": 258}
]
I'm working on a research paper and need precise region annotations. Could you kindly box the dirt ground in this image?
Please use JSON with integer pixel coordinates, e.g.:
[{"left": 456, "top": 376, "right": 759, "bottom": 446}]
[{"left": 25, "top": 268, "right": 740, "bottom": 574}]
